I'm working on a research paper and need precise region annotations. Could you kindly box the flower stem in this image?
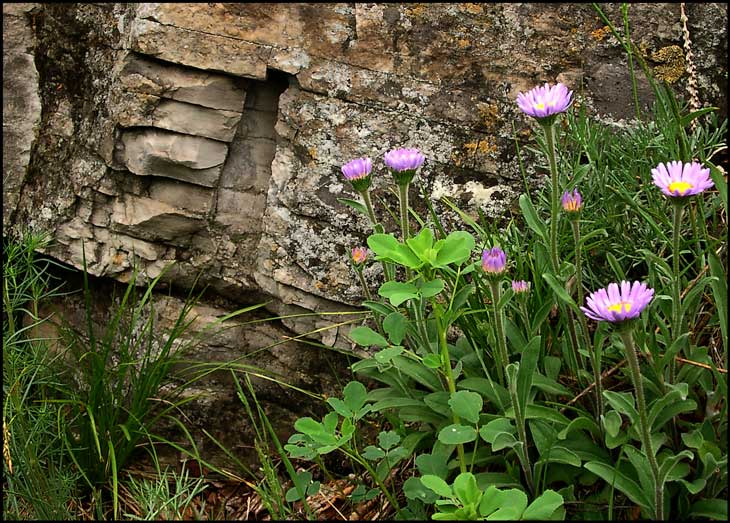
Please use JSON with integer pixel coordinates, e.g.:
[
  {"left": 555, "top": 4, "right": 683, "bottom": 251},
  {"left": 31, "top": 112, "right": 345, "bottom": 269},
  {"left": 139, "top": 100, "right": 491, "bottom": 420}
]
[
  {"left": 359, "top": 189, "right": 378, "bottom": 229},
  {"left": 670, "top": 202, "right": 685, "bottom": 384},
  {"left": 542, "top": 122, "right": 561, "bottom": 275},
  {"left": 618, "top": 327, "right": 664, "bottom": 521},
  {"left": 488, "top": 280, "right": 508, "bottom": 387},
  {"left": 571, "top": 220, "right": 603, "bottom": 420},
  {"left": 355, "top": 267, "right": 372, "bottom": 301},
  {"left": 507, "top": 365, "right": 535, "bottom": 496},
  {"left": 437, "top": 312, "right": 467, "bottom": 474},
  {"left": 397, "top": 183, "right": 410, "bottom": 241}
]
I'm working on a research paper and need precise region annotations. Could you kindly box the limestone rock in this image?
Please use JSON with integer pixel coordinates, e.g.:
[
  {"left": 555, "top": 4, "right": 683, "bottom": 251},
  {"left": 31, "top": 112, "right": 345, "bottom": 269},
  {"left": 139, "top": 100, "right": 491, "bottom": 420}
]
[
  {"left": 118, "top": 129, "right": 228, "bottom": 187},
  {"left": 110, "top": 194, "right": 205, "bottom": 243},
  {"left": 116, "top": 93, "right": 243, "bottom": 142},
  {"left": 2, "top": 3, "right": 42, "bottom": 230},
  {"left": 119, "top": 54, "right": 248, "bottom": 112}
]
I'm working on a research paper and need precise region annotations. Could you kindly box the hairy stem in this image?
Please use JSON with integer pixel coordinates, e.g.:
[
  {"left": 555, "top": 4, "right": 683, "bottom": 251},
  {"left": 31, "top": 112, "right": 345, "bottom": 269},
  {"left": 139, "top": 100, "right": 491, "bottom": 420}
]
[
  {"left": 571, "top": 220, "right": 602, "bottom": 419},
  {"left": 618, "top": 327, "right": 664, "bottom": 521},
  {"left": 488, "top": 280, "right": 508, "bottom": 386},
  {"left": 507, "top": 366, "right": 535, "bottom": 496},
  {"left": 542, "top": 122, "right": 561, "bottom": 275},
  {"left": 438, "top": 313, "right": 467, "bottom": 474},
  {"left": 670, "top": 202, "right": 685, "bottom": 383}
]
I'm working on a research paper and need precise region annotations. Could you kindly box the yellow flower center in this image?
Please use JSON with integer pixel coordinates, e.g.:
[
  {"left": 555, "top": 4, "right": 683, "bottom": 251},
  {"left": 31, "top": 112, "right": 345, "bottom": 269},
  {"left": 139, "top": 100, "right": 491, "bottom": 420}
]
[
  {"left": 668, "top": 180, "right": 693, "bottom": 195},
  {"left": 607, "top": 301, "right": 632, "bottom": 313},
  {"left": 534, "top": 102, "right": 545, "bottom": 110}
]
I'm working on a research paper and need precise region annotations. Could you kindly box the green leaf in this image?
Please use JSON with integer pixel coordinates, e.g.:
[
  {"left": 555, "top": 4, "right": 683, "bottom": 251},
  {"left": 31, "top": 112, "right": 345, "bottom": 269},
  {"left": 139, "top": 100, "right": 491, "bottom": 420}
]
[
  {"left": 343, "top": 381, "right": 368, "bottom": 414},
  {"left": 479, "top": 418, "right": 516, "bottom": 448},
  {"left": 420, "top": 278, "right": 445, "bottom": 298},
  {"left": 370, "top": 397, "right": 425, "bottom": 412},
  {"left": 326, "top": 397, "right": 352, "bottom": 418},
  {"left": 658, "top": 450, "right": 694, "bottom": 485},
  {"left": 532, "top": 373, "right": 571, "bottom": 397},
  {"left": 374, "top": 346, "right": 405, "bottom": 365},
  {"left": 383, "top": 312, "right": 407, "bottom": 345},
  {"left": 406, "top": 227, "right": 435, "bottom": 260},
  {"left": 294, "top": 417, "right": 323, "bottom": 436},
  {"left": 433, "top": 231, "right": 476, "bottom": 267},
  {"left": 519, "top": 194, "right": 547, "bottom": 240},
  {"left": 708, "top": 250, "right": 728, "bottom": 354},
  {"left": 602, "top": 410, "right": 622, "bottom": 438},
  {"left": 557, "top": 415, "right": 601, "bottom": 440},
  {"left": 486, "top": 488, "right": 528, "bottom": 520},
  {"left": 584, "top": 461, "right": 651, "bottom": 511},
  {"left": 403, "top": 476, "right": 440, "bottom": 503},
  {"left": 448, "top": 390, "right": 483, "bottom": 425},
  {"left": 416, "top": 451, "right": 450, "bottom": 479},
  {"left": 680, "top": 106, "right": 718, "bottom": 127},
  {"left": 421, "top": 474, "right": 453, "bottom": 498},
  {"left": 690, "top": 499, "right": 728, "bottom": 521},
  {"left": 423, "top": 354, "right": 442, "bottom": 368},
  {"left": 517, "top": 336, "right": 541, "bottom": 412},
  {"left": 367, "top": 233, "right": 400, "bottom": 256},
  {"left": 378, "top": 281, "right": 420, "bottom": 307},
  {"left": 542, "top": 273, "right": 581, "bottom": 314},
  {"left": 503, "top": 404, "right": 570, "bottom": 426},
  {"left": 349, "top": 326, "right": 389, "bottom": 347},
  {"left": 521, "top": 490, "right": 564, "bottom": 520},
  {"left": 378, "top": 430, "right": 401, "bottom": 451},
  {"left": 537, "top": 446, "right": 582, "bottom": 468},
  {"left": 452, "top": 472, "right": 482, "bottom": 506},
  {"left": 438, "top": 424, "right": 478, "bottom": 445},
  {"left": 362, "top": 445, "right": 386, "bottom": 461},
  {"left": 602, "top": 390, "right": 638, "bottom": 425}
]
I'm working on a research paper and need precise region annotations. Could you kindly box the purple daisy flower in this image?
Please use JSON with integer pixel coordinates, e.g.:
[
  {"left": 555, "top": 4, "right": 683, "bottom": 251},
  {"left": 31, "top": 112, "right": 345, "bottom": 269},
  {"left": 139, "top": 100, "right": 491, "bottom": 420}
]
[
  {"left": 481, "top": 247, "right": 507, "bottom": 276},
  {"left": 517, "top": 82, "right": 573, "bottom": 120},
  {"left": 651, "top": 160, "right": 714, "bottom": 198},
  {"left": 512, "top": 280, "right": 530, "bottom": 294},
  {"left": 384, "top": 148, "right": 425, "bottom": 186},
  {"left": 581, "top": 281, "right": 654, "bottom": 323},
  {"left": 561, "top": 188, "right": 583, "bottom": 213},
  {"left": 341, "top": 157, "right": 373, "bottom": 192}
]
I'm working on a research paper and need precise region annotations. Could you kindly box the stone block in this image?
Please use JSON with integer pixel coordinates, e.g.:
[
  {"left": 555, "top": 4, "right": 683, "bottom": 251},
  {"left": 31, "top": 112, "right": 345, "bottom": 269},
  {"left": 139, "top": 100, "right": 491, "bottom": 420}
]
[
  {"left": 118, "top": 129, "right": 228, "bottom": 187},
  {"left": 119, "top": 54, "right": 247, "bottom": 112},
  {"left": 110, "top": 194, "right": 205, "bottom": 242}
]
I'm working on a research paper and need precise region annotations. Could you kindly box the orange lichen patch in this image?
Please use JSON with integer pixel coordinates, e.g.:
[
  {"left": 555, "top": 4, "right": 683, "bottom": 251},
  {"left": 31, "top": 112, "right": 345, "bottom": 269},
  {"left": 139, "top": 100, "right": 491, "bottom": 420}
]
[
  {"left": 308, "top": 147, "right": 318, "bottom": 160},
  {"left": 405, "top": 3, "right": 427, "bottom": 17},
  {"left": 112, "top": 251, "right": 126, "bottom": 266},
  {"left": 463, "top": 137, "right": 497, "bottom": 156},
  {"left": 651, "top": 45, "right": 686, "bottom": 84},
  {"left": 477, "top": 102, "right": 500, "bottom": 129},
  {"left": 459, "top": 3, "right": 483, "bottom": 14},
  {"left": 590, "top": 25, "right": 611, "bottom": 41},
  {"left": 450, "top": 151, "right": 463, "bottom": 167},
  {"left": 457, "top": 38, "right": 471, "bottom": 49}
]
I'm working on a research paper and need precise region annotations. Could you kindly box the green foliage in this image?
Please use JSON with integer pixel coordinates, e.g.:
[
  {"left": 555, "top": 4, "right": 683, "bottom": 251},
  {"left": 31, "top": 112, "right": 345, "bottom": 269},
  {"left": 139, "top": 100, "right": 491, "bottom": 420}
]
[{"left": 283, "top": 9, "right": 728, "bottom": 517}]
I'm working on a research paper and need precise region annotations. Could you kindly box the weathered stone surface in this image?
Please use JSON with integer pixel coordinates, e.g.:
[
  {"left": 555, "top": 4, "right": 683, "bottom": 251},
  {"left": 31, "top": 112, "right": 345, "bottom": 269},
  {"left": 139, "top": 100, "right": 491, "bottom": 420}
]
[
  {"left": 2, "top": 3, "right": 42, "bottom": 230},
  {"left": 4, "top": 2, "right": 726, "bottom": 468},
  {"left": 118, "top": 129, "right": 228, "bottom": 186},
  {"left": 119, "top": 54, "right": 248, "bottom": 112},
  {"left": 116, "top": 92, "right": 243, "bottom": 142},
  {"left": 110, "top": 194, "right": 205, "bottom": 243}
]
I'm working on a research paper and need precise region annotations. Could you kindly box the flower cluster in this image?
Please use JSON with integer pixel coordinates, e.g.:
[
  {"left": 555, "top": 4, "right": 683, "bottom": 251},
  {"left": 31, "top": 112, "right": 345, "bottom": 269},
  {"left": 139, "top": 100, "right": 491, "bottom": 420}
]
[{"left": 341, "top": 148, "right": 425, "bottom": 190}]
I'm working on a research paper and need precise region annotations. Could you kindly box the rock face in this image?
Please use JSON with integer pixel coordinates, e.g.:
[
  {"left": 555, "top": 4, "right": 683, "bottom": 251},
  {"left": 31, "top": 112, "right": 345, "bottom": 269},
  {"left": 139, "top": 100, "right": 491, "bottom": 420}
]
[{"left": 3, "top": 3, "right": 727, "bottom": 467}]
